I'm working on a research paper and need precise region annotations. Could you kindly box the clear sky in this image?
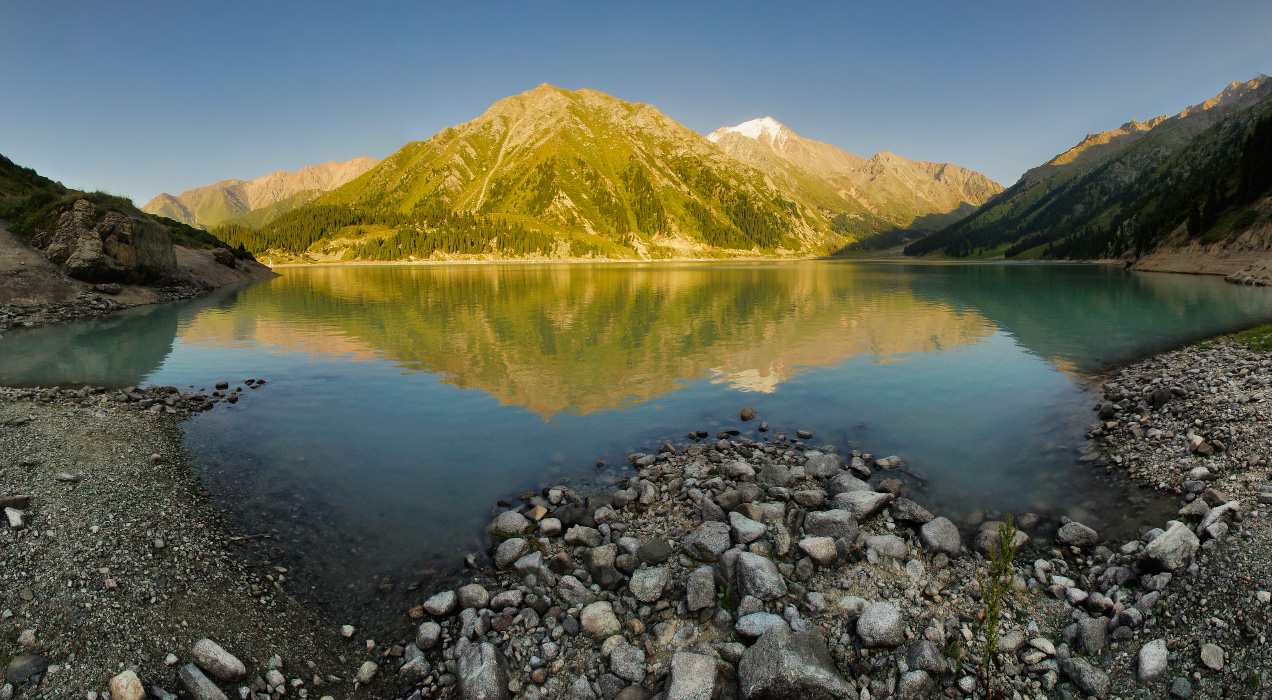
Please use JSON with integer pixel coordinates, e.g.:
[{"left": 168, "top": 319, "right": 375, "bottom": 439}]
[{"left": 2, "top": 1, "right": 1270, "bottom": 204}]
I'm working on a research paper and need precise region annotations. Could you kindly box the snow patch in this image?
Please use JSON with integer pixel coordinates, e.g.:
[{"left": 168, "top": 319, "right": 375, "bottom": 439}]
[{"left": 709, "top": 116, "right": 790, "bottom": 148}]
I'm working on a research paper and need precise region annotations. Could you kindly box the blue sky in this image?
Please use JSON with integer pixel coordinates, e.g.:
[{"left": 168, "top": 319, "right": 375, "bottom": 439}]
[{"left": 2, "top": 1, "right": 1270, "bottom": 204}]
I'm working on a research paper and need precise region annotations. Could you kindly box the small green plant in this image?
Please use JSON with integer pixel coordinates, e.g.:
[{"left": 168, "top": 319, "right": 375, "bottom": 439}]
[
  {"left": 1234, "top": 323, "right": 1272, "bottom": 352},
  {"left": 716, "top": 584, "right": 735, "bottom": 611},
  {"left": 976, "top": 514, "right": 1021, "bottom": 700}
]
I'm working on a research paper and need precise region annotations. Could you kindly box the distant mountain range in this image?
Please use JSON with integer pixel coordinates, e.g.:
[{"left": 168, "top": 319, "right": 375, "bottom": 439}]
[
  {"left": 141, "top": 157, "right": 379, "bottom": 229},
  {"left": 202, "top": 85, "right": 1000, "bottom": 262},
  {"left": 908, "top": 75, "right": 1272, "bottom": 262}
]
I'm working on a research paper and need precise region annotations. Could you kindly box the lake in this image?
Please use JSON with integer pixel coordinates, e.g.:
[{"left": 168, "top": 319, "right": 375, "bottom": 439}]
[{"left": 4, "top": 261, "right": 1272, "bottom": 627}]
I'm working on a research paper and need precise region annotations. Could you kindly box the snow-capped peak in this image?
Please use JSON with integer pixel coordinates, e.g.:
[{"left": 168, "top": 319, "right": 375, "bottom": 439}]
[{"left": 708, "top": 116, "right": 791, "bottom": 147}]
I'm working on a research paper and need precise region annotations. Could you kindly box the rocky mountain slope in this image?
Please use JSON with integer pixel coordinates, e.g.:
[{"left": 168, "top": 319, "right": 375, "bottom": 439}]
[
  {"left": 906, "top": 75, "right": 1272, "bottom": 263},
  {"left": 142, "top": 157, "right": 378, "bottom": 229},
  {"left": 213, "top": 85, "right": 999, "bottom": 262},
  {"left": 0, "top": 154, "right": 275, "bottom": 324},
  {"left": 708, "top": 117, "right": 1001, "bottom": 244}
]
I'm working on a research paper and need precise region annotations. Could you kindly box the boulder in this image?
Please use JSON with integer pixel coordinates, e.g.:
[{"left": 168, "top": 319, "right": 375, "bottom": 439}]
[
  {"left": 829, "top": 491, "right": 893, "bottom": 520},
  {"left": 825, "top": 474, "right": 871, "bottom": 496},
  {"left": 487, "top": 510, "right": 530, "bottom": 536},
  {"left": 735, "top": 612, "right": 788, "bottom": 640},
  {"left": 919, "top": 517, "right": 961, "bottom": 557},
  {"left": 891, "top": 498, "right": 933, "bottom": 524},
  {"left": 1061, "top": 658, "right": 1109, "bottom": 699},
  {"left": 683, "top": 521, "right": 732, "bottom": 562},
  {"left": 803, "top": 452, "right": 844, "bottom": 478},
  {"left": 896, "top": 670, "right": 935, "bottom": 700},
  {"left": 803, "top": 509, "right": 858, "bottom": 540},
  {"left": 1137, "top": 638, "right": 1168, "bottom": 682},
  {"left": 456, "top": 640, "right": 511, "bottom": 700},
  {"left": 629, "top": 567, "right": 671, "bottom": 603},
  {"left": 856, "top": 602, "right": 904, "bottom": 648},
  {"left": 609, "top": 643, "right": 646, "bottom": 684},
  {"left": 667, "top": 652, "right": 718, "bottom": 700},
  {"left": 738, "top": 626, "right": 853, "bottom": 699},
  {"left": 736, "top": 552, "right": 787, "bottom": 601},
  {"left": 866, "top": 534, "right": 908, "bottom": 560},
  {"left": 494, "top": 538, "right": 533, "bottom": 570},
  {"left": 1140, "top": 520, "right": 1199, "bottom": 572},
  {"left": 191, "top": 638, "right": 246, "bottom": 681},
  {"left": 1058, "top": 522, "right": 1099, "bottom": 548},
  {"left": 730, "top": 511, "right": 767, "bottom": 544},
  {"left": 45, "top": 199, "right": 177, "bottom": 282},
  {"left": 109, "top": 670, "right": 145, "bottom": 700},
  {"left": 178, "top": 664, "right": 229, "bottom": 700},
  {"left": 798, "top": 537, "right": 838, "bottom": 565},
  {"left": 581, "top": 601, "right": 621, "bottom": 638},
  {"left": 686, "top": 565, "right": 716, "bottom": 611}
]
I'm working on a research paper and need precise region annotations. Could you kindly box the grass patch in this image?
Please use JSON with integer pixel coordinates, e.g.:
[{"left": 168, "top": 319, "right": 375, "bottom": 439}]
[{"left": 1233, "top": 323, "right": 1272, "bottom": 351}]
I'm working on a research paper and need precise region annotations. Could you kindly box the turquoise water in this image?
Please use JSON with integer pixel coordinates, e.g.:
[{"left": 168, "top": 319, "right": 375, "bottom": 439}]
[{"left": 4, "top": 261, "right": 1272, "bottom": 620}]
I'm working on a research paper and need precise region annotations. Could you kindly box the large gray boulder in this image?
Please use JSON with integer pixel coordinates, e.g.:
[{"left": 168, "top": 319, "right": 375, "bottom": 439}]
[
  {"left": 1137, "top": 638, "right": 1168, "bottom": 682},
  {"left": 666, "top": 652, "right": 717, "bottom": 700},
  {"left": 856, "top": 602, "right": 904, "bottom": 647},
  {"left": 919, "top": 517, "right": 961, "bottom": 557},
  {"left": 629, "top": 566, "right": 671, "bottom": 603},
  {"left": 803, "top": 509, "right": 858, "bottom": 540},
  {"left": 190, "top": 638, "right": 245, "bottom": 681},
  {"left": 683, "top": 521, "right": 732, "bottom": 562},
  {"left": 1058, "top": 521, "right": 1099, "bottom": 548},
  {"left": 738, "top": 626, "right": 853, "bottom": 699},
  {"left": 45, "top": 199, "right": 176, "bottom": 283},
  {"left": 736, "top": 552, "right": 787, "bottom": 601},
  {"left": 178, "top": 664, "right": 229, "bottom": 700},
  {"left": 803, "top": 452, "right": 844, "bottom": 478},
  {"left": 1141, "top": 520, "right": 1199, "bottom": 572},
  {"left": 456, "top": 640, "right": 511, "bottom": 700},
  {"left": 1061, "top": 658, "right": 1110, "bottom": 699},
  {"left": 829, "top": 491, "right": 893, "bottom": 520}
]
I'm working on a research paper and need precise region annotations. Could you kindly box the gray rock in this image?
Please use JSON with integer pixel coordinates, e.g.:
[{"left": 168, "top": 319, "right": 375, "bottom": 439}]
[
  {"left": 178, "top": 664, "right": 229, "bottom": 700},
  {"left": 736, "top": 552, "right": 787, "bottom": 601},
  {"left": 829, "top": 491, "right": 893, "bottom": 520},
  {"left": 424, "top": 590, "right": 458, "bottom": 616},
  {"left": 191, "top": 639, "right": 245, "bottom": 682},
  {"left": 856, "top": 602, "right": 904, "bottom": 648},
  {"left": 629, "top": 567, "right": 671, "bottom": 603},
  {"left": 5, "top": 654, "right": 46, "bottom": 684},
  {"left": 1079, "top": 617, "right": 1107, "bottom": 655},
  {"left": 683, "top": 521, "right": 732, "bottom": 562},
  {"left": 1058, "top": 522, "right": 1099, "bottom": 548},
  {"left": 581, "top": 601, "right": 621, "bottom": 638},
  {"left": 1061, "top": 657, "right": 1109, "bottom": 699},
  {"left": 487, "top": 510, "right": 530, "bottom": 536},
  {"left": 803, "top": 510, "right": 858, "bottom": 540},
  {"left": 558, "top": 575, "right": 596, "bottom": 608},
  {"left": 456, "top": 640, "right": 511, "bottom": 700},
  {"left": 866, "top": 534, "right": 907, "bottom": 560},
  {"left": 919, "top": 517, "right": 961, "bottom": 557},
  {"left": 458, "top": 583, "right": 490, "bottom": 609},
  {"left": 896, "top": 670, "right": 935, "bottom": 700},
  {"left": 1170, "top": 677, "right": 1193, "bottom": 698},
  {"left": 1141, "top": 520, "right": 1199, "bottom": 572},
  {"left": 109, "top": 670, "right": 144, "bottom": 700},
  {"left": 1200, "top": 643, "right": 1224, "bottom": 670},
  {"left": 355, "top": 661, "right": 378, "bottom": 684},
  {"left": 825, "top": 474, "right": 871, "bottom": 496},
  {"left": 797, "top": 537, "right": 837, "bottom": 565},
  {"left": 874, "top": 455, "right": 904, "bottom": 469},
  {"left": 637, "top": 538, "right": 672, "bottom": 564},
  {"left": 891, "top": 498, "right": 933, "bottom": 524},
  {"left": 686, "top": 566, "right": 716, "bottom": 611},
  {"left": 417, "top": 622, "right": 442, "bottom": 650},
  {"left": 735, "top": 612, "right": 788, "bottom": 640},
  {"left": 730, "top": 511, "right": 767, "bottom": 544},
  {"left": 803, "top": 452, "right": 844, "bottom": 478},
  {"left": 609, "top": 643, "right": 646, "bottom": 684},
  {"left": 46, "top": 199, "right": 177, "bottom": 283},
  {"left": 1137, "top": 638, "right": 1168, "bottom": 682},
  {"left": 565, "top": 525, "right": 603, "bottom": 548},
  {"left": 615, "top": 688, "right": 652, "bottom": 700},
  {"left": 906, "top": 640, "right": 945, "bottom": 675},
  {"left": 738, "top": 626, "right": 853, "bottom": 699},
  {"left": 666, "top": 652, "right": 717, "bottom": 700},
  {"left": 494, "top": 538, "right": 533, "bottom": 570}
]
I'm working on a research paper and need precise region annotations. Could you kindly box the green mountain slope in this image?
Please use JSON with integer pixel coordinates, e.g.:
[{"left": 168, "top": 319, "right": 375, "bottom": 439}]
[
  {"left": 213, "top": 85, "right": 999, "bottom": 262},
  {"left": 906, "top": 75, "right": 1272, "bottom": 259}
]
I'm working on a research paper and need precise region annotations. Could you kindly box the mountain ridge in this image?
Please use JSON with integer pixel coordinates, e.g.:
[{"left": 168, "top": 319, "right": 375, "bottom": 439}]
[
  {"left": 210, "top": 85, "right": 1000, "bottom": 262},
  {"left": 141, "top": 156, "right": 379, "bottom": 229}
]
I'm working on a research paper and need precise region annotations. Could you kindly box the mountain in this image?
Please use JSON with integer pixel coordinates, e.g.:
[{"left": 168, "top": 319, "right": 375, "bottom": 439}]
[
  {"left": 142, "top": 157, "right": 379, "bottom": 229},
  {"left": 213, "top": 85, "right": 999, "bottom": 262},
  {"left": 907, "top": 75, "right": 1272, "bottom": 262},
  {"left": 707, "top": 117, "right": 1002, "bottom": 244}
]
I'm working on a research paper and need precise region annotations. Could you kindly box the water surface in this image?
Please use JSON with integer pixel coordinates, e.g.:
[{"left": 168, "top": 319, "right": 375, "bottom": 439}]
[{"left": 4, "top": 261, "right": 1271, "bottom": 625}]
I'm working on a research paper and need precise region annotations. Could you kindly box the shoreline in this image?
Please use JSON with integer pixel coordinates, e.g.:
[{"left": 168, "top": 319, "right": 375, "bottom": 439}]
[{"left": 2, "top": 308, "right": 1271, "bottom": 699}]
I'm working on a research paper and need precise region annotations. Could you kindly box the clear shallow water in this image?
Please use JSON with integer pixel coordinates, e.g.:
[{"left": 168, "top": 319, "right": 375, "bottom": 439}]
[{"left": 5, "top": 261, "right": 1272, "bottom": 621}]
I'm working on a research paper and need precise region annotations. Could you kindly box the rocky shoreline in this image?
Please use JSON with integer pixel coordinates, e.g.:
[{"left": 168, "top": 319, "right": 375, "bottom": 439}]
[{"left": 3, "top": 336, "right": 1271, "bottom": 700}]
